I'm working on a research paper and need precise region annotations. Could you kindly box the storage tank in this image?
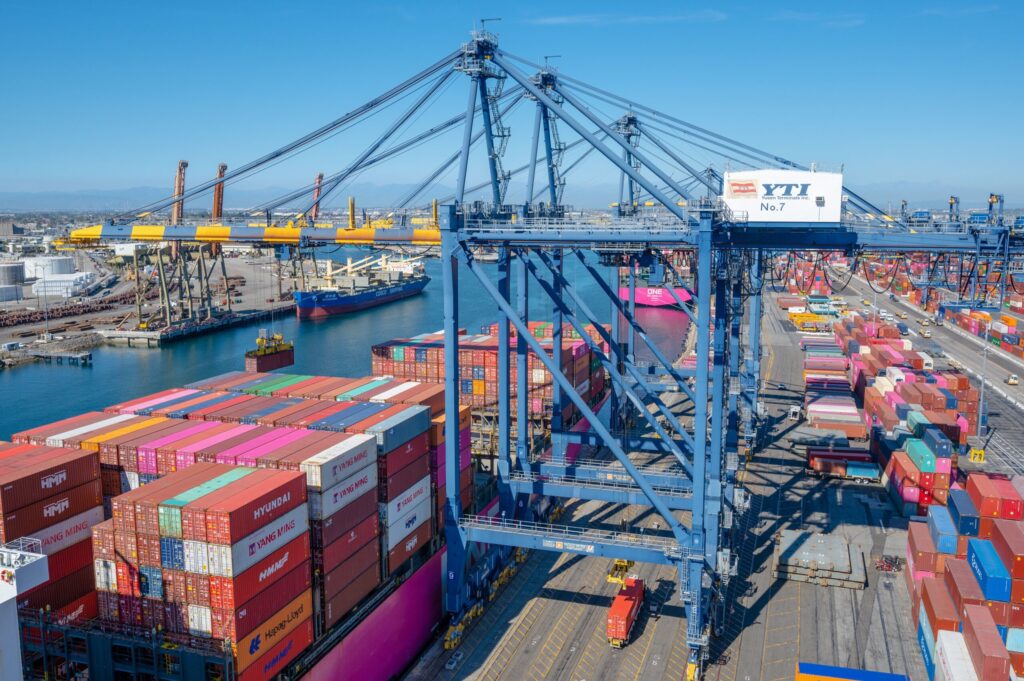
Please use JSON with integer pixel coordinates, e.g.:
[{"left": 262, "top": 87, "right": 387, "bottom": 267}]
[
  {"left": 0, "top": 262, "right": 25, "bottom": 285},
  {"left": 22, "top": 256, "right": 75, "bottom": 279}
]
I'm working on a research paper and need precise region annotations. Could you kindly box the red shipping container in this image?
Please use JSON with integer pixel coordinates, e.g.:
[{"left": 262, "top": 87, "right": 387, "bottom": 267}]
[
  {"left": 116, "top": 560, "right": 141, "bottom": 597},
  {"left": 19, "top": 564, "right": 94, "bottom": 611},
  {"left": 20, "top": 590, "right": 98, "bottom": 638},
  {"left": 205, "top": 470, "right": 307, "bottom": 545},
  {"left": 980, "top": 516, "right": 996, "bottom": 540},
  {"left": 114, "top": 529, "right": 139, "bottom": 565},
  {"left": 187, "top": 572, "right": 210, "bottom": 607},
  {"left": 963, "top": 603, "right": 1012, "bottom": 680},
  {"left": 42, "top": 538, "right": 92, "bottom": 582},
  {"left": 987, "top": 599, "right": 1011, "bottom": 627},
  {"left": 323, "top": 540, "right": 380, "bottom": 601},
  {"left": 321, "top": 512, "right": 378, "bottom": 569},
  {"left": 314, "top": 491, "right": 378, "bottom": 549},
  {"left": 324, "top": 562, "right": 381, "bottom": 630},
  {"left": 0, "top": 447, "right": 100, "bottom": 514},
  {"left": 993, "top": 479, "right": 1024, "bottom": 520},
  {"left": 98, "top": 590, "right": 118, "bottom": 621},
  {"left": 968, "top": 474, "right": 1003, "bottom": 517},
  {"left": 137, "top": 533, "right": 162, "bottom": 568},
  {"left": 163, "top": 602, "right": 187, "bottom": 633},
  {"left": 1011, "top": 602, "right": 1024, "bottom": 629},
  {"left": 213, "top": 560, "right": 311, "bottom": 641},
  {"left": 381, "top": 455, "right": 429, "bottom": 502},
  {"left": 0, "top": 479, "right": 102, "bottom": 543},
  {"left": 237, "top": 618, "right": 314, "bottom": 681},
  {"left": 945, "top": 558, "right": 986, "bottom": 614},
  {"left": 118, "top": 595, "right": 142, "bottom": 627},
  {"left": 378, "top": 432, "right": 430, "bottom": 478},
  {"left": 163, "top": 569, "right": 188, "bottom": 604},
  {"left": 387, "top": 518, "right": 433, "bottom": 574},
  {"left": 209, "top": 533, "right": 311, "bottom": 613},
  {"left": 992, "top": 519, "right": 1024, "bottom": 579}
]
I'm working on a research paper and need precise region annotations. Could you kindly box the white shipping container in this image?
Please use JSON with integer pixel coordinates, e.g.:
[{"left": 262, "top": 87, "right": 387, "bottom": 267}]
[
  {"left": 44, "top": 414, "right": 135, "bottom": 447},
  {"left": 722, "top": 170, "right": 843, "bottom": 223},
  {"left": 383, "top": 475, "right": 431, "bottom": 526},
  {"left": 184, "top": 540, "right": 209, "bottom": 574},
  {"left": 187, "top": 604, "right": 212, "bottom": 638},
  {"left": 300, "top": 433, "right": 377, "bottom": 490},
  {"left": 369, "top": 382, "right": 421, "bottom": 403},
  {"left": 210, "top": 503, "right": 309, "bottom": 578},
  {"left": 918, "top": 352, "right": 934, "bottom": 370},
  {"left": 935, "top": 630, "right": 978, "bottom": 681},
  {"left": 531, "top": 369, "right": 546, "bottom": 384},
  {"left": 94, "top": 559, "right": 117, "bottom": 592},
  {"left": 309, "top": 466, "right": 377, "bottom": 521},
  {"left": 993, "top": 321, "right": 1010, "bottom": 334},
  {"left": 121, "top": 471, "right": 141, "bottom": 491},
  {"left": 385, "top": 496, "right": 431, "bottom": 551},
  {"left": 33, "top": 506, "right": 104, "bottom": 555}
]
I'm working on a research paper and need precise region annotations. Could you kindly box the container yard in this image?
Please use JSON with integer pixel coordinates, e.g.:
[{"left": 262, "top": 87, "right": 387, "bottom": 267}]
[{"left": 2, "top": 13, "right": 1022, "bottom": 681}]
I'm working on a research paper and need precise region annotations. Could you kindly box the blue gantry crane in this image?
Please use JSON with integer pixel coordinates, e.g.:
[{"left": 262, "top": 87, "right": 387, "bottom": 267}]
[{"left": 68, "top": 30, "right": 1021, "bottom": 680}]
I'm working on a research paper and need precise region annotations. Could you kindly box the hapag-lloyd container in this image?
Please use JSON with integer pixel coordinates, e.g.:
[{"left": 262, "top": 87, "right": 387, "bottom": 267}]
[
  {"left": 204, "top": 470, "right": 306, "bottom": 545},
  {"left": 308, "top": 466, "right": 377, "bottom": 521},
  {"left": 384, "top": 475, "right": 430, "bottom": 525},
  {"left": 208, "top": 503, "right": 309, "bottom": 578},
  {"left": 237, "top": 618, "right": 313, "bottom": 681},
  {"left": 235, "top": 588, "right": 313, "bottom": 672},
  {"left": 1, "top": 478, "right": 102, "bottom": 543},
  {"left": 214, "top": 560, "right": 311, "bottom": 641},
  {"left": 210, "top": 533, "right": 311, "bottom": 612},
  {"left": 36, "top": 506, "right": 104, "bottom": 555},
  {"left": 0, "top": 448, "right": 100, "bottom": 513},
  {"left": 299, "top": 433, "right": 377, "bottom": 490},
  {"left": 386, "top": 495, "right": 431, "bottom": 551}
]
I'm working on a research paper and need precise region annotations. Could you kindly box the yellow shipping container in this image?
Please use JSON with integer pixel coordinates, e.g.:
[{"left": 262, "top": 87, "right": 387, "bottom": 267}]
[
  {"left": 81, "top": 417, "right": 167, "bottom": 451},
  {"left": 472, "top": 379, "right": 486, "bottom": 395}
]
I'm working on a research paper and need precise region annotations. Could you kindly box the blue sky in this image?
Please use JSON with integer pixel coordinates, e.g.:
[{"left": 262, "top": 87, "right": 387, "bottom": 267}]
[{"left": 2, "top": 1, "right": 1021, "bottom": 208}]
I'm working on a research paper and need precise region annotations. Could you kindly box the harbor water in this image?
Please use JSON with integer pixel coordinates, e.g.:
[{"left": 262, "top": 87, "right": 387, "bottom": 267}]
[{"left": 0, "top": 254, "right": 689, "bottom": 439}]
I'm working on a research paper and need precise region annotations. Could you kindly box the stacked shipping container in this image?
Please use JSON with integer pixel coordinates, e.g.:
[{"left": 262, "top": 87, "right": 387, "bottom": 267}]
[
  {"left": 906, "top": 471, "right": 1024, "bottom": 680},
  {"left": 1, "top": 444, "right": 103, "bottom": 628}
]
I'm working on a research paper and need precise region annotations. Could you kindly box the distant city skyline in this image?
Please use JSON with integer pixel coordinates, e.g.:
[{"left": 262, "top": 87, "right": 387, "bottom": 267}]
[{"left": 2, "top": 1, "right": 1021, "bottom": 208}]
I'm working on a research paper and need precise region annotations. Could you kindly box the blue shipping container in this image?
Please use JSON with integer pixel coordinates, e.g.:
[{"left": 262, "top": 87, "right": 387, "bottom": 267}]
[
  {"left": 948, "top": 489, "right": 980, "bottom": 536},
  {"left": 922, "top": 427, "right": 953, "bottom": 458},
  {"left": 160, "top": 537, "right": 185, "bottom": 571},
  {"left": 927, "top": 505, "right": 958, "bottom": 554},
  {"left": 139, "top": 565, "right": 163, "bottom": 599},
  {"left": 917, "top": 621, "right": 936, "bottom": 681},
  {"left": 968, "top": 538, "right": 1012, "bottom": 602},
  {"left": 1007, "top": 627, "right": 1024, "bottom": 653}
]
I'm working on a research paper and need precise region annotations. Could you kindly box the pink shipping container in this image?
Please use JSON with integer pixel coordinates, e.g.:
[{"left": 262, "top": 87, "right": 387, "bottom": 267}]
[
  {"left": 135, "top": 422, "right": 222, "bottom": 473},
  {"left": 235, "top": 430, "right": 313, "bottom": 468},
  {"left": 214, "top": 428, "right": 292, "bottom": 466}
]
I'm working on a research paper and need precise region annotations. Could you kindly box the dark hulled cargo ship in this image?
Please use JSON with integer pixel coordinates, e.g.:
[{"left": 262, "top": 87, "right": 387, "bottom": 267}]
[{"left": 293, "top": 256, "right": 429, "bottom": 320}]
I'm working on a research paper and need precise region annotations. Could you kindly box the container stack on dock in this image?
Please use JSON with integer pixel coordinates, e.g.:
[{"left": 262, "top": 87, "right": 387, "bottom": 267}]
[
  {"left": 1, "top": 444, "right": 103, "bottom": 628},
  {"left": 823, "top": 310, "right": 982, "bottom": 517},
  {"left": 905, "top": 470, "right": 1024, "bottom": 680}
]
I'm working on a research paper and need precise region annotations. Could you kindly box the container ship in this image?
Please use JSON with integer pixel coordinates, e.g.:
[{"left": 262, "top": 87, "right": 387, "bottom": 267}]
[
  {"left": 293, "top": 255, "right": 429, "bottom": 320},
  {"left": 617, "top": 260, "right": 692, "bottom": 308},
  {"left": 5, "top": 345, "right": 610, "bottom": 681}
]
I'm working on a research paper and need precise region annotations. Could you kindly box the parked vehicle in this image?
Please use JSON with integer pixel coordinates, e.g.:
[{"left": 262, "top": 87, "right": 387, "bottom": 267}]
[{"left": 1007, "top": 374, "right": 1020, "bottom": 386}]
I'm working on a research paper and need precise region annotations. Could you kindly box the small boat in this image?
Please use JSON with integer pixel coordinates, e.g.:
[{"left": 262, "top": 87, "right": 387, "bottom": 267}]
[{"left": 293, "top": 254, "right": 429, "bottom": 320}]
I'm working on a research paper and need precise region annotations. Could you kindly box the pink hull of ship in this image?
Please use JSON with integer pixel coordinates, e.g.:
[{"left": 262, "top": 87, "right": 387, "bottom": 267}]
[
  {"left": 307, "top": 550, "right": 444, "bottom": 681},
  {"left": 618, "top": 286, "right": 692, "bottom": 307}
]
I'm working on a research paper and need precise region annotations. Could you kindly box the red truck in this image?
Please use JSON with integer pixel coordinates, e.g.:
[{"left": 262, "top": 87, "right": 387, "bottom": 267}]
[{"left": 606, "top": 577, "right": 645, "bottom": 648}]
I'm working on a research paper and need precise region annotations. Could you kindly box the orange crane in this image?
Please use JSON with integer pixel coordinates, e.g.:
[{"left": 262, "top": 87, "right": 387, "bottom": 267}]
[{"left": 211, "top": 163, "right": 227, "bottom": 220}]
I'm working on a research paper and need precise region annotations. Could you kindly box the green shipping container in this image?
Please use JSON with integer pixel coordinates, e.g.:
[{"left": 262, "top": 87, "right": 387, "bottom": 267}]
[
  {"left": 256, "top": 375, "right": 313, "bottom": 396},
  {"left": 392, "top": 346, "right": 405, "bottom": 362},
  {"left": 906, "top": 411, "right": 931, "bottom": 438},
  {"left": 905, "top": 438, "right": 937, "bottom": 473},
  {"left": 157, "top": 468, "right": 255, "bottom": 537},
  {"left": 241, "top": 374, "right": 292, "bottom": 395},
  {"left": 336, "top": 377, "right": 391, "bottom": 401}
]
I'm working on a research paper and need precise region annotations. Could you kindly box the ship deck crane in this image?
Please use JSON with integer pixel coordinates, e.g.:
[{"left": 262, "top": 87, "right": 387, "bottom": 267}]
[{"left": 63, "top": 31, "right": 1022, "bottom": 680}]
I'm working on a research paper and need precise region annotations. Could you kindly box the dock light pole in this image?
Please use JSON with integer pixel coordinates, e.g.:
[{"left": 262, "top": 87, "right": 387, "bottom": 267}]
[{"left": 979, "top": 320, "right": 990, "bottom": 437}]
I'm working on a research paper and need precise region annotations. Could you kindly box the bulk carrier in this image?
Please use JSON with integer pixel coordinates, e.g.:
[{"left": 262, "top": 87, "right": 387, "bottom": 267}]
[{"left": 293, "top": 255, "right": 429, "bottom": 320}]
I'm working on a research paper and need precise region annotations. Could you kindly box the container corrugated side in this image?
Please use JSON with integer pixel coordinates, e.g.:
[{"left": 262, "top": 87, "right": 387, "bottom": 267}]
[
  {"left": 308, "top": 466, "right": 377, "bottom": 521},
  {"left": 1, "top": 478, "right": 102, "bottom": 543},
  {"left": 210, "top": 533, "right": 311, "bottom": 612},
  {"left": 299, "top": 433, "right": 376, "bottom": 490},
  {"left": 208, "top": 503, "right": 309, "bottom": 578},
  {"left": 158, "top": 468, "right": 256, "bottom": 537},
  {"left": 383, "top": 474, "right": 431, "bottom": 525},
  {"left": 237, "top": 618, "right": 313, "bottom": 681},
  {"left": 205, "top": 470, "right": 306, "bottom": 545},
  {"left": 0, "top": 447, "right": 100, "bottom": 513},
  {"left": 235, "top": 588, "right": 312, "bottom": 671},
  {"left": 215, "top": 560, "right": 311, "bottom": 641}
]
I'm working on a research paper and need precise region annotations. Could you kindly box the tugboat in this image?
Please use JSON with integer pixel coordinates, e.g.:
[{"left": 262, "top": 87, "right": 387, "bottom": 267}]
[{"left": 293, "top": 254, "right": 429, "bottom": 320}]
